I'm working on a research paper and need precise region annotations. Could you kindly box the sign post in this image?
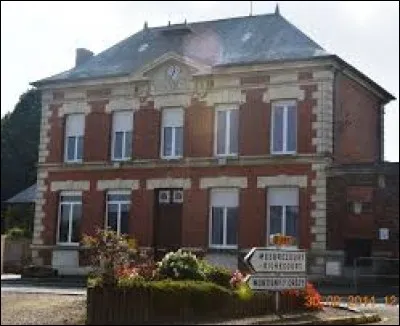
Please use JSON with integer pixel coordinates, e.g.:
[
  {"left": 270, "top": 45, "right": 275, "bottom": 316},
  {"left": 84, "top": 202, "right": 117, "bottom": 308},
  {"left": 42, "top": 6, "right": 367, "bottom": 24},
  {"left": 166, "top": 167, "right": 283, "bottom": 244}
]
[{"left": 244, "top": 238, "right": 307, "bottom": 313}]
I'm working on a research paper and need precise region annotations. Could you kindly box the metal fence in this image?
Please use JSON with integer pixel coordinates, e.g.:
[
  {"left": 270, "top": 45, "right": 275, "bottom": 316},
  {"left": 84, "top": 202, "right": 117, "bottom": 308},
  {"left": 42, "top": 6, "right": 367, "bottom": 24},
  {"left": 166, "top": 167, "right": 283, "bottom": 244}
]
[{"left": 353, "top": 256, "right": 399, "bottom": 293}]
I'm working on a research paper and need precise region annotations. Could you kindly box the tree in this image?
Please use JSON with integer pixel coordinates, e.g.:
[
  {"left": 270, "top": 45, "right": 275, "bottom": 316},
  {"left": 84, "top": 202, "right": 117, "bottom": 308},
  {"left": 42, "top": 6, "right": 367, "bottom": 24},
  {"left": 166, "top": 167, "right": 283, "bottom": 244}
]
[{"left": 1, "top": 88, "right": 41, "bottom": 204}]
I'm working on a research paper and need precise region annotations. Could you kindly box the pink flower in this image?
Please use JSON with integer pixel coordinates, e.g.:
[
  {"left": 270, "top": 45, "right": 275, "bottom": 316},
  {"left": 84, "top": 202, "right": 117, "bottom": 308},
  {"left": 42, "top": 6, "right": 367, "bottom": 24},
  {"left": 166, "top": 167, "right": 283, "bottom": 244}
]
[{"left": 230, "top": 270, "right": 245, "bottom": 289}]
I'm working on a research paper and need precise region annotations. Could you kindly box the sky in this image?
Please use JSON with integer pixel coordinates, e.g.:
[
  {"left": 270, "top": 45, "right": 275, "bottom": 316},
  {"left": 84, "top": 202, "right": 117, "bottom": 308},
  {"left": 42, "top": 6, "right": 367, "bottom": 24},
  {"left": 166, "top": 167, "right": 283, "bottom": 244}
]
[{"left": 1, "top": 1, "right": 399, "bottom": 161}]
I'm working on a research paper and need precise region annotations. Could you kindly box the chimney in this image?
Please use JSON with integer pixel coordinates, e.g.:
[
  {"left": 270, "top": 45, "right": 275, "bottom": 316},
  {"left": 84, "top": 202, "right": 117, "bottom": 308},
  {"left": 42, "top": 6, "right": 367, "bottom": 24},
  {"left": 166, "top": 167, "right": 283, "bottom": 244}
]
[{"left": 75, "top": 48, "right": 94, "bottom": 67}]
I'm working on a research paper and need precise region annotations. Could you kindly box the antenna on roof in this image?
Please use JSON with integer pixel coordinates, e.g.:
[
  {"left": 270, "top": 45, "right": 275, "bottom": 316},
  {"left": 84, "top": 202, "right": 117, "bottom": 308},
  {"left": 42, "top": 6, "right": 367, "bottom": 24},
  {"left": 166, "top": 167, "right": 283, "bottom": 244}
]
[
  {"left": 250, "top": 1, "right": 253, "bottom": 16},
  {"left": 275, "top": 3, "right": 280, "bottom": 15},
  {"left": 144, "top": 21, "right": 148, "bottom": 30}
]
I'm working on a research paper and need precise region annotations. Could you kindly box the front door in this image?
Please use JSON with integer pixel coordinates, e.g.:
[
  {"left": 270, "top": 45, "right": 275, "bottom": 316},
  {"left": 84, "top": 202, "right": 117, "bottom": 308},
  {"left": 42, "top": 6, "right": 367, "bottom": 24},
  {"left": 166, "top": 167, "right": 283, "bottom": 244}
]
[{"left": 154, "top": 188, "right": 183, "bottom": 261}]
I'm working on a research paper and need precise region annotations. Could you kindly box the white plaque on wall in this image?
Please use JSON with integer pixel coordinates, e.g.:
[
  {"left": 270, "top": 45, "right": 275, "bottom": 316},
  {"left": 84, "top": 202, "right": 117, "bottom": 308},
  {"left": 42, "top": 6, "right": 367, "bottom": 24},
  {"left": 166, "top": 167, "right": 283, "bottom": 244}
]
[
  {"left": 379, "top": 228, "right": 389, "bottom": 240},
  {"left": 326, "top": 261, "right": 341, "bottom": 276}
]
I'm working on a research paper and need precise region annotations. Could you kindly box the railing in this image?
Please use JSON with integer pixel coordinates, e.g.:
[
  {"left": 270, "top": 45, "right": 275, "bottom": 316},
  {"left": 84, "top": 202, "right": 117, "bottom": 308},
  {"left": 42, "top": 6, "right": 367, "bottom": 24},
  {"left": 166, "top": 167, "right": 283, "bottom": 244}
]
[{"left": 353, "top": 256, "right": 399, "bottom": 293}]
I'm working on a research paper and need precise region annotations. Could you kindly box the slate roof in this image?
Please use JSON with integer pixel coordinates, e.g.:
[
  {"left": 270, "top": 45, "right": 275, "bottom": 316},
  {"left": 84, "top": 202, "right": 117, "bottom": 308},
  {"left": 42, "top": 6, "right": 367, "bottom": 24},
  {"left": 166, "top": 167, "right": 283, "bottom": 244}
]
[
  {"left": 6, "top": 184, "right": 37, "bottom": 204},
  {"left": 32, "top": 12, "right": 330, "bottom": 85}
]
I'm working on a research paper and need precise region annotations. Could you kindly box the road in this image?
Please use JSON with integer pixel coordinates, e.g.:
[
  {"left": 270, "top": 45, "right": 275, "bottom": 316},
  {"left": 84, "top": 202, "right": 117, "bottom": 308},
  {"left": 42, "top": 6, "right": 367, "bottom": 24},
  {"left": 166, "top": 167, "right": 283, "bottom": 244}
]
[{"left": 357, "top": 303, "right": 399, "bottom": 325}]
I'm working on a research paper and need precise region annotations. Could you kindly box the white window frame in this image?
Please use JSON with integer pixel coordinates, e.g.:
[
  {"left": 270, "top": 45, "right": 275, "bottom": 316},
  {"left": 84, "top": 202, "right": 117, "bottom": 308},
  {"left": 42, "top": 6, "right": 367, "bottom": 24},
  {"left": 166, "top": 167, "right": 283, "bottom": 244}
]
[
  {"left": 271, "top": 100, "right": 297, "bottom": 155},
  {"left": 209, "top": 188, "right": 239, "bottom": 249},
  {"left": 105, "top": 190, "right": 131, "bottom": 236},
  {"left": 64, "top": 114, "right": 84, "bottom": 163},
  {"left": 266, "top": 187, "right": 299, "bottom": 248},
  {"left": 160, "top": 107, "right": 184, "bottom": 160},
  {"left": 57, "top": 191, "right": 82, "bottom": 246},
  {"left": 111, "top": 111, "right": 133, "bottom": 161},
  {"left": 214, "top": 105, "right": 239, "bottom": 157}
]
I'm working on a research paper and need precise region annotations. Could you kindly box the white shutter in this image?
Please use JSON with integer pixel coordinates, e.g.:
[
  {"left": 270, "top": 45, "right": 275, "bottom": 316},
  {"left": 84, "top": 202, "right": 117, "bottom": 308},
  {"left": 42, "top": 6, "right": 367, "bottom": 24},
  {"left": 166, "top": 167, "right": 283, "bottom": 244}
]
[
  {"left": 113, "top": 111, "right": 133, "bottom": 132},
  {"left": 211, "top": 188, "right": 239, "bottom": 207},
  {"left": 66, "top": 114, "right": 85, "bottom": 136},
  {"left": 268, "top": 188, "right": 298, "bottom": 206},
  {"left": 162, "top": 108, "right": 183, "bottom": 127}
]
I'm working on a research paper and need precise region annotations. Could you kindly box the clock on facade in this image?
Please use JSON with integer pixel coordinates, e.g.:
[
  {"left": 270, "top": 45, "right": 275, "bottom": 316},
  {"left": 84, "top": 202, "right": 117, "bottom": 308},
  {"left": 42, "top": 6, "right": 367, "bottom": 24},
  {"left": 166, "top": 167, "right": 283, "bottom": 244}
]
[{"left": 166, "top": 65, "right": 181, "bottom": 87}]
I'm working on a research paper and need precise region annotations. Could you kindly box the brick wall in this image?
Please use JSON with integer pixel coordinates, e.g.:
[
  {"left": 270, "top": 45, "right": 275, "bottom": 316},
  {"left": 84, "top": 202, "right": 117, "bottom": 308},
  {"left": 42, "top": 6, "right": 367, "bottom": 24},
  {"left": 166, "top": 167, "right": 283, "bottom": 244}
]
[
  {"left": 334, "top": 73, "right": 381, "bottom": 163},
  {"left": 184, "top": 99, "right": 214, "bottom": 157},
  {"left": 41, "top": 164, "right": 312, "bottom": 250},
  {"left": 134, "top": 101, "right": 160, "bottom": 159},
  {"left": 182, "top": 186, "right": 209, "bottom": 247},
  {"left": 84, "top": 100, "right": 110, "bottom": 161},
  {"left": 239, "top": 88, "right": 269, "bottom": 155},
  {"left": 327, "top": 169, "right": 399, "bottom": 256},
  {"left": 46, "top": 105, "right": 64, "bottom": 163}
]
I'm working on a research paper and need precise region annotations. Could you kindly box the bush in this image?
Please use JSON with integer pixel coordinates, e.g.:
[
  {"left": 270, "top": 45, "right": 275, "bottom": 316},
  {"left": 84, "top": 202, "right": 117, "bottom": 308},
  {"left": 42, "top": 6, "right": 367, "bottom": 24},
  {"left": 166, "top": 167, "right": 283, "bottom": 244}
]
[
  {"left": 157, "top": 249, "right": 205, "bottom": 281},
  {"left": 81, "top": 228, "right": 139, "bottom": 286},
  {"left": 6, "top": 227, "right": 30, "bottom": 239},
  {"left": 282, "top": 282, "right": 323, "bottom": 311},
  {"left": 199, "top": 260, "right": 232, "bottom": 289}
]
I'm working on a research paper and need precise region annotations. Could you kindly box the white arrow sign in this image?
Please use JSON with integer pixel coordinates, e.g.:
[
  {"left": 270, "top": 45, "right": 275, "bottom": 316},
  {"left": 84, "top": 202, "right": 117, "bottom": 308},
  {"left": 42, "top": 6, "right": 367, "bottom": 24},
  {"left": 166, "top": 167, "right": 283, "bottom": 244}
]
[
  {"left": 245, "top": 274, "right": 307, "bottom": 291},
  {"left": 244, "top": 247, "right": 306, "bottom": 273}
]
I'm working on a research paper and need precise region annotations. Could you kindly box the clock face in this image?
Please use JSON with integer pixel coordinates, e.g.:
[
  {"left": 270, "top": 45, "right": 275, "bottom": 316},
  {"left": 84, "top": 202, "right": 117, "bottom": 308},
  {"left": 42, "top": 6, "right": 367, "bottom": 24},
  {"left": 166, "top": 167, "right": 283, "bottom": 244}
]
[{"left": 167, "top": 65, "right": 181, "bottom": 82}]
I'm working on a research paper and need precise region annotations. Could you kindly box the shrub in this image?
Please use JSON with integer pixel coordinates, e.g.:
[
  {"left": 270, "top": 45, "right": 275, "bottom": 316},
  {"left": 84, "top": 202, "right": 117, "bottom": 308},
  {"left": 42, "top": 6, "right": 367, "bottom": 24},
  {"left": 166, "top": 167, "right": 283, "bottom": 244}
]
[
  {"left": 115, "top": 262, "right": 158, "bottom": 283},
  {"left": 157, "top": 249, "right": 205, "bottom": 281},
  {"left": 81, "top": 228, "right": 139, "bottom": 286},
  {"left": 198, "top": 260, "right": 232, "bottom": 289},
  {"left": 282, "top": 282, "right": 323, "bottom": 311},
  {"left": 6, "top": 227, "right": 30, "bottom": 240}
]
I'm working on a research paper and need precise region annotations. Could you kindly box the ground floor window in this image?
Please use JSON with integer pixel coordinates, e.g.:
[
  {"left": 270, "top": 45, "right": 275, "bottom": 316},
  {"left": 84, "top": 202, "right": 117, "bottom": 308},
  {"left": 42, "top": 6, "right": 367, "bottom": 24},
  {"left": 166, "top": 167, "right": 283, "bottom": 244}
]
[
  {"left": 267, "top": 187, "right": 299, "bottom": 245},
  {"left": 57, "top": 191, "right": 82, "bottom": 244},
  {"left": 209, "top": 188, "right": 238, "bottom": 249},
  {"left": 106, "top": 190, "right": 130, "bottom": 235}
]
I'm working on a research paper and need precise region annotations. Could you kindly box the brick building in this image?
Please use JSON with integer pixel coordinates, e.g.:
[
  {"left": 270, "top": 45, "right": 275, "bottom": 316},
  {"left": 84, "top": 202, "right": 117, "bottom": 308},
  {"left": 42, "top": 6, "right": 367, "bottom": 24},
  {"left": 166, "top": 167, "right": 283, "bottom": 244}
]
[{"left": 30, "top": 10, "right": 397, "bottom": 276}]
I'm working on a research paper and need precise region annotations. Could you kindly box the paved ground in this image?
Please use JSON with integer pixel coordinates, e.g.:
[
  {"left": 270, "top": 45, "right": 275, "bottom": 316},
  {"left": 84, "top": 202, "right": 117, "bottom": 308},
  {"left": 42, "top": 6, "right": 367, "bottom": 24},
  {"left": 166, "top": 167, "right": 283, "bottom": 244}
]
[
  {"left": 1, "top": 292, "right": 86, "bottom": 325},
  {"left": 357, "top": 303, "right": 399, "bottom": 325}
]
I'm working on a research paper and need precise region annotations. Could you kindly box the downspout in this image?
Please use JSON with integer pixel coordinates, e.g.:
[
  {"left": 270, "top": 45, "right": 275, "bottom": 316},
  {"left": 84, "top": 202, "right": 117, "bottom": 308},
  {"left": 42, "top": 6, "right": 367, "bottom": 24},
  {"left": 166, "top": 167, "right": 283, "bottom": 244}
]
[
  {"left": 332, "top": 67, "right": 337, "bottom": 163},
  {"left": 378, "top": 102, "right": 384, "bottom": 164}
]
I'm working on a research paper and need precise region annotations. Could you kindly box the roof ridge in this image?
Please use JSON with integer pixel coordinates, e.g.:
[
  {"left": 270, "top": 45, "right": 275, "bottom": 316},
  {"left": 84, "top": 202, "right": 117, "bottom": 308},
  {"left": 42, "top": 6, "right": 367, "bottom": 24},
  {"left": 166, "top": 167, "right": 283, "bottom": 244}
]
[
  {"left": 149, "top": 12, "right": 277, "bottom": 30},
  {"left": 278, "top": 14, "right": 326, "bottom": 51}
]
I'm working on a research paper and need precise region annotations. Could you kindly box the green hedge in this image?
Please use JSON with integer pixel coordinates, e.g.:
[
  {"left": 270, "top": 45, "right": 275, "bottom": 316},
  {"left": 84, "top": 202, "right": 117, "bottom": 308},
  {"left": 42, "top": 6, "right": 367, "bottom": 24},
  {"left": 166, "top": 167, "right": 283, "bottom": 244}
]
[{"left": 87, "top": 280, "right": 299, "bottom": 325}]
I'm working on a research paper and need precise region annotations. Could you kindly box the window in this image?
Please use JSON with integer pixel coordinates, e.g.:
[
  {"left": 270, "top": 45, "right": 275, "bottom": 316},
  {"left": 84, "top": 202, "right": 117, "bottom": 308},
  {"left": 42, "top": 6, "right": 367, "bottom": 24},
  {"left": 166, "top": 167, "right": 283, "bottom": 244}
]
[
  {"left": 57, "top": 191, "right": 82, "bottom": 244},
  {"left": 65, "top": 114, "right": 85, "bottom": 162},
  {"left": 215, "top": 105, "right": 239, "bottom": 156},
  {"left": 161, "top": 108, "right": 183, "bottom": 159},
  {"left": 267, "top": 188, "right": 299, "bottom": 246},
  {"left": 209, "top": 189, "right": 238, "bottom": 249},
  {"left": 112, "top": 111, "right": 133, "bottom": 160},
  {"left": 271, "top": 101, "right": 297, "bottom": 154},
  {"left": 106, "top": 191, "right": 130, "bottom": 235},
  {"left": 347, "top": 201, "right": 372, "bottom": 214}
]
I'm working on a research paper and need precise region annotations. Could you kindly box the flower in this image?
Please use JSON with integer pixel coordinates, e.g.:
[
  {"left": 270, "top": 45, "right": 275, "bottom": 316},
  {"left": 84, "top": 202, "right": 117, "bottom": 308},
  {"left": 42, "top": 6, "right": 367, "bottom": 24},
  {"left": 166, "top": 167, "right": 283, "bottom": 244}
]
[{"left": 230, "top": 270, "right": 245, "bottom": 289}]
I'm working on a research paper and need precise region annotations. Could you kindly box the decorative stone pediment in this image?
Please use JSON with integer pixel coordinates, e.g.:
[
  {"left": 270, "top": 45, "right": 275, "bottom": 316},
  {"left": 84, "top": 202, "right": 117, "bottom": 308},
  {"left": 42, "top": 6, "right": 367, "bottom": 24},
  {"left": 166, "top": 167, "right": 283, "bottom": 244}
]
[{"left": 132, "top": 52, "right": 211, "bottom": 95}]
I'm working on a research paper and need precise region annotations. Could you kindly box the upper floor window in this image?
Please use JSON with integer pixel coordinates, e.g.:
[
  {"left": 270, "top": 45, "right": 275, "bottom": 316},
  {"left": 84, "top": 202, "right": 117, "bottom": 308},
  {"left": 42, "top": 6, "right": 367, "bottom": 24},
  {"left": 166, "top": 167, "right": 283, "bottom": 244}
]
[
  {"left": 161, "top": 108, "right": 183, "bottom": 159},
  {"left": 112, "top": 111, "right": 133, "bottom": 161},
  {"left": 65, "top": 114, "right": 84, "bottom": 163},
  {"left": 57, "top": 191, "right": 82, "bottom": 244},
  {"left": 271, "top": 101, "right": 297, "bottom": 154},
  {"left": 215, "top": 105, "right": 239, "bottom": 156},
  {"left": 209, "top": 188, "right": 238, "bottom": 249},
  {"left": 106, "top": 191, "right": 130, "bottom": 235}
]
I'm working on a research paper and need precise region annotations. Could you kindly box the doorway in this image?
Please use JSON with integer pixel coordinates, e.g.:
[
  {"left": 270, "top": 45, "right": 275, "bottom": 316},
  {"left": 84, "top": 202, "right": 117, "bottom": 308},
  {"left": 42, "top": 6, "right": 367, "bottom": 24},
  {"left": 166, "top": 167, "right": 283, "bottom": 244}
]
[{"left": 153, "top": 188, "right": 183, "bottom": 261}]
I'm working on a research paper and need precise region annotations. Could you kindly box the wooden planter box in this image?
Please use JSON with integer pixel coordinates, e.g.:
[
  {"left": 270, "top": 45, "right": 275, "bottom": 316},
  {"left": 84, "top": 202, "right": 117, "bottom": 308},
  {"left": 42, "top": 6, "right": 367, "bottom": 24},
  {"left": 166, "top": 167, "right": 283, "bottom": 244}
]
[{"left": 87, "top": 285, "right": 300, "bottom": 325}]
